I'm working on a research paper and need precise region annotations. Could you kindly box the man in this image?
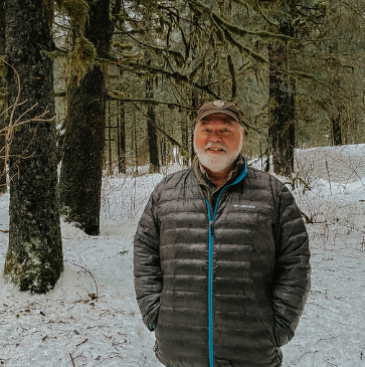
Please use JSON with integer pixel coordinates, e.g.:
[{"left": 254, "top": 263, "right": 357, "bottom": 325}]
[{"left": 134, "top": 100, "right": 311, "bottom": 367}]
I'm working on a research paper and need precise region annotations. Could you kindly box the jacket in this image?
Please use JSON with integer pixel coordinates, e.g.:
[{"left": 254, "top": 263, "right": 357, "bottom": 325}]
[{"left": 134, "top": 161, "right": 311, "bottom": 367}]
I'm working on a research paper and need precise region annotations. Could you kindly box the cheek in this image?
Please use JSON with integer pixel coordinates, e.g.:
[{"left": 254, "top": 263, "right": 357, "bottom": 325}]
[
  {"left": 226, "top": 135, "right": 242, "bottom": 150},
  {"left": 195, "top": 134, "right": 208, "bottom": 150}
]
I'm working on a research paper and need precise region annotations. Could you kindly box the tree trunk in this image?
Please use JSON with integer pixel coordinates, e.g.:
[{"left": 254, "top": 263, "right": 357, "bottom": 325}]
[
  {"left": 133, "top": 107, "right": 138, "bottom": 175},
  {"left": 118, "top": 102, "right": 126, "bottom": 173},
  {"left": 331, "top": 114, "right": 342, "bottom": 146},
  {"left": 181, "top": 117, "right": 189, "bottom": 166},
  {"left": 330, "top": 74, "right": 343, "bottom": 146},
  {"left": 59, "top": 0, "right": 111, "bottom": 235},
  {"left": 160, "top": 119, "right": 167, "bottom": 166},
  {"left": 0, "top": 2, "right": 6, "bottom": 194},
  {"left": 4, "top": 0, "right": 63, "bottom": 293},
  {"left": 190, "top": 88, "right": 198, "bottom": 164},
  {"left": 268, "top": 22, "right": 295, "bottom": 177},
  {"left": 146, "top": 77, "right": 160, "bottom": 173}
]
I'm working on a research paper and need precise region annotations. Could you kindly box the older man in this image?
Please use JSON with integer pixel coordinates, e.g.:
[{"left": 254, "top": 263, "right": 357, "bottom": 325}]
[{"left": 134, "top": 100, "right": 311, "bottom": 367}]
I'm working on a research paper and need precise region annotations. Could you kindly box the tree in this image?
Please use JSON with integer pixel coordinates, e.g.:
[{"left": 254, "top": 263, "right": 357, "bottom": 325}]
[
  {"left": 4, "top": 0, "right": 63, "bottom": 293},
  {"left": 268, "top": 21, "right": 296, "bottom": 177},
  {"left": 146, "top": 75, "right": 160, "bottom": 173},
  {"left": 0, "top": 1, "right": 6, "bottom": 194},
  {"left": 59, "top": 0, "right": 112, "bottom": 235},
  {"left": 52, "top": 0, "right": 365, "bottom": 177}
]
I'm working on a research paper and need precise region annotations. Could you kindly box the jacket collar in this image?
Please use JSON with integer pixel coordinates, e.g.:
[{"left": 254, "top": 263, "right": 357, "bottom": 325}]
[{"left": 193, "top": 154, "right": 246, "bottom": 190}]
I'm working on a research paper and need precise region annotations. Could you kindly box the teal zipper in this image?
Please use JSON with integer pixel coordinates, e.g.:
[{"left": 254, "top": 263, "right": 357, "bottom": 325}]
[{"left": 206, "top": 159, "right": 248, "bottom": 367}]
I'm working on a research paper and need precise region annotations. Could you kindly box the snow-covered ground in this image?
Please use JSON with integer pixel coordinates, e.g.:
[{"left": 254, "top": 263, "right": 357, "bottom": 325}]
[{"left": 1, "top": 146, "right": 365, "bottom": 366}]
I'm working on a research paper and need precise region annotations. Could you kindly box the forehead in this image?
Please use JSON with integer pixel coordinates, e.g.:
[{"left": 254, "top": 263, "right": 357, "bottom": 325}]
[{"left": 199, "top": 113, "right": 237, "bottom": 126}]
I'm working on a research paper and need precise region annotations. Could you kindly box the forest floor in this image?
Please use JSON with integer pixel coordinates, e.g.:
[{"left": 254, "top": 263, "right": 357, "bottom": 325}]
[{"left": 1, "top": 145, "right": 365, "bottom": 366}]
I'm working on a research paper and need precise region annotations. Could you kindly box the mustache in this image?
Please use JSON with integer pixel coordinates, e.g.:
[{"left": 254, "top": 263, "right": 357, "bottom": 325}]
[{"left": 203, "top": 142, "right": 228, "bottom": 151}]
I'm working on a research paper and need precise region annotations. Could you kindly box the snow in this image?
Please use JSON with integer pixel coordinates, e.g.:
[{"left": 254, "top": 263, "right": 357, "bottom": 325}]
[{"left": 1, "top": 148, "right": 365, "bottom": 366}]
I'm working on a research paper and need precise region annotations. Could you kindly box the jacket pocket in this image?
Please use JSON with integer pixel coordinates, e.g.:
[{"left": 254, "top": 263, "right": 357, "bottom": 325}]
[
  {"left": 271, "top": 326, "right": 283, "bottom": 365},
  {"left": 273, "top": 324, "right": 280, "bottom": 347},
  {"left": 273, "top": 321, "right": 292, "bottom": 348}
]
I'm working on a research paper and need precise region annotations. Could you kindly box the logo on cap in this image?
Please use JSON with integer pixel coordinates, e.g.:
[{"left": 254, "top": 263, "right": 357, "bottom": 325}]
[{"left": 213, "top": 100, "right": 225, "bottom": 108}]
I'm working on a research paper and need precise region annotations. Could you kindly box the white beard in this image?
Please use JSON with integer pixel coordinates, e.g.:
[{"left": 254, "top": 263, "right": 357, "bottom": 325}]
[{"left": 193, "top": 133, "right": 243, "bottom": 173}]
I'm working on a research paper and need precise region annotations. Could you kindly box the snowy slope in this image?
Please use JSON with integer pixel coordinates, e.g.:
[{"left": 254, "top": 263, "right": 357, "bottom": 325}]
[
  {"left": 1, "top": 148, "right": 365, "bottom": 366},
  {"left": 0, "top": 176, "right": 163, "bottom": 367}
]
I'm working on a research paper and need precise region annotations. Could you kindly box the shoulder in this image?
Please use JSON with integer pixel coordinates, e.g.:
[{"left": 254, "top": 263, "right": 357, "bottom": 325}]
[
  {"left": 153, "top": 168, "right": 196, "bottom": 194},
  {"left": 150, "top": 168, "right": 197, "bottom": 207},
  {"left": 164, "top": 168, "right": 194, "bottom": 184},
  {"left": 245, "top": 167, "right": 286, "bottom": 193}
]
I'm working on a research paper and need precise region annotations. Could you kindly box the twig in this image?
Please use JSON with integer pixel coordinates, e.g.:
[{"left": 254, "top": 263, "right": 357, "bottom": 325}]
[
  {"left": 64, "top": 259, "right": 99, "bottom": 301},
  {"left": 298, "top": 350, "right": 318, "bottom": 361},
  {"left": 5, "top": 122, "right": 40, "bottom": 179},
  {"left": 76, "top": 338, "right": 88, "bottom": 347},
  {"left": 0, "top": 57, "right": 57, "bottom": 181},
  {"left": 300, "top": 210, "right": 313, "bottom": 224},
  {"left": 69, "top": 353, "right": 76, "bottom": 367},
  {"left": 325, "top": 156, "right": 332, "bottom": 195},
  {"left": 316, "top": 335, "right": 338, "bottom": 344}
]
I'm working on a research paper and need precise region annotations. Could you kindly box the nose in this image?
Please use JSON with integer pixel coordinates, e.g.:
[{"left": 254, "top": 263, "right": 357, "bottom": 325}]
[{"left": 209, "top": 130, "right": 222, "bottom": 142}]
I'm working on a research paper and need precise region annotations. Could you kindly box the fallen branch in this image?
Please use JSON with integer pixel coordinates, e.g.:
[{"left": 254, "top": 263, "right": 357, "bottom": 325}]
[
  {"left": 316, "top": 335, "right": 338, "bottom": 344},
  {"left": 76, "top": 338, "right": 88, "bottom": 347},
  {"left": 69, "top": 353, "right": 75, "bottom": 367},
  {"left": 64, "top": 259, "right": 99, "bottom": 301},
  {"left": 298, "top": 350, "right": 318, "bottom": 361}
]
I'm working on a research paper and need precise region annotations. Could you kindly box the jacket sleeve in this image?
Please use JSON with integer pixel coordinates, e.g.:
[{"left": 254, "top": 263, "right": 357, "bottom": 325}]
[
  {"left": 272, "top": 184, "right": 311, "bottom": 347},
  {"left": 134, "top": 183, "right": 163, "bottom": 331}
]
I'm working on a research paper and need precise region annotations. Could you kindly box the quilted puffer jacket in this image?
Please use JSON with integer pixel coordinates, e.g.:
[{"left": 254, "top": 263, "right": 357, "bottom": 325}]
[{"left": 134, "top": 162, "right": 311, "bottom": 367}]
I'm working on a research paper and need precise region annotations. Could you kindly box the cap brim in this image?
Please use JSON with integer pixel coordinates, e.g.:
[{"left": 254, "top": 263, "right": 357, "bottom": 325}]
[{"left": 197, "top": 111, "right": 240, "bottom": 124}]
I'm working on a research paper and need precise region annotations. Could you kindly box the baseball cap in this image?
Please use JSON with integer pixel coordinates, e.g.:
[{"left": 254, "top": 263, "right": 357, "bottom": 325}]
[{"left": 196, "top": 100, "right": 242, "bottom": 125}]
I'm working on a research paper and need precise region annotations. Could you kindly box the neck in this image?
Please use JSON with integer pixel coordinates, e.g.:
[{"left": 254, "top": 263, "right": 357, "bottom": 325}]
[{"left": 201, "top": 160, "right": 237, "bottom": 189}]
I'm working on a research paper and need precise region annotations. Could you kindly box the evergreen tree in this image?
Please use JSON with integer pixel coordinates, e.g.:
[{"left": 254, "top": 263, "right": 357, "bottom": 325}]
[
  {"left": 59, "top": 0, "right": 112, "bottom": 235},
  {"left": 53, "top": 0, "right": 365, "bottom": 178},
  {"left": 268, "top": 11, "right": 296, "bottom": 176},
  {"left": 0, "top": 2, "right": 6, "bottom": 193},
  {"left": 4, "top": 0, "right": 63, "bottom": 293},
  {"left": 146, "top": 75, "right": 160, "bottom": 173}
]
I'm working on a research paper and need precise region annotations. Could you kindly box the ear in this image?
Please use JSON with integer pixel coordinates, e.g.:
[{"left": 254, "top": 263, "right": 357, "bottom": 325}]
[{"left": 240, "top": 127, "right": 245, "bottom": 146}]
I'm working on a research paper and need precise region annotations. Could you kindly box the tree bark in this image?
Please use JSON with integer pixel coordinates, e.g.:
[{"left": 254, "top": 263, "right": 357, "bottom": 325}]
[
  {"left": 0, "top": 2, "right": 6, "bottom": 194},
  {"left": 59, "top": 0, "right": 111, "bottom": 235},
  {"left": 180, "top": 117, "right": 189, "bottom": 166},
  {"left": 330, "top": 74, "right": 343, "bottom": 146},
  {"left": 118, "top": 102, "right": 126, "bottom": 173},
  {"left": 268, "top": 22, "right": 295, "bottom": 177},
  {"left": 331, "top": 114, "right": 342, "bottom": 146},
  {"left": 190, "top": 88, "right": 198, "bottom": 164},
  {"left": 146, "top": 77, "right": 160, "bottom": 173},
  {"left": 4, "top": 0, "right": 63, "bottom": 293}
]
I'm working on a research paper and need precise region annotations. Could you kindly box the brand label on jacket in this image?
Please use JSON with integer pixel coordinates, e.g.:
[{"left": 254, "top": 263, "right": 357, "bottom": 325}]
[{"left": 233, "top": 204, "right": 256, "bottom": 209}]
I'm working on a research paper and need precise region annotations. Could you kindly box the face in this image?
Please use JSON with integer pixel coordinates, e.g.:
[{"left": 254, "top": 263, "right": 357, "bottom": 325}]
[{"left": 194, "top": 113, "right": 245, "bottom": 172}]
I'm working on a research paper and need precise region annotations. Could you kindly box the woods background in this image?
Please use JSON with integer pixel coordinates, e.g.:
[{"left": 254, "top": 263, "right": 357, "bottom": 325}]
[{"left": 1, "top": 0, "right": 365, "bottom": 292}]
